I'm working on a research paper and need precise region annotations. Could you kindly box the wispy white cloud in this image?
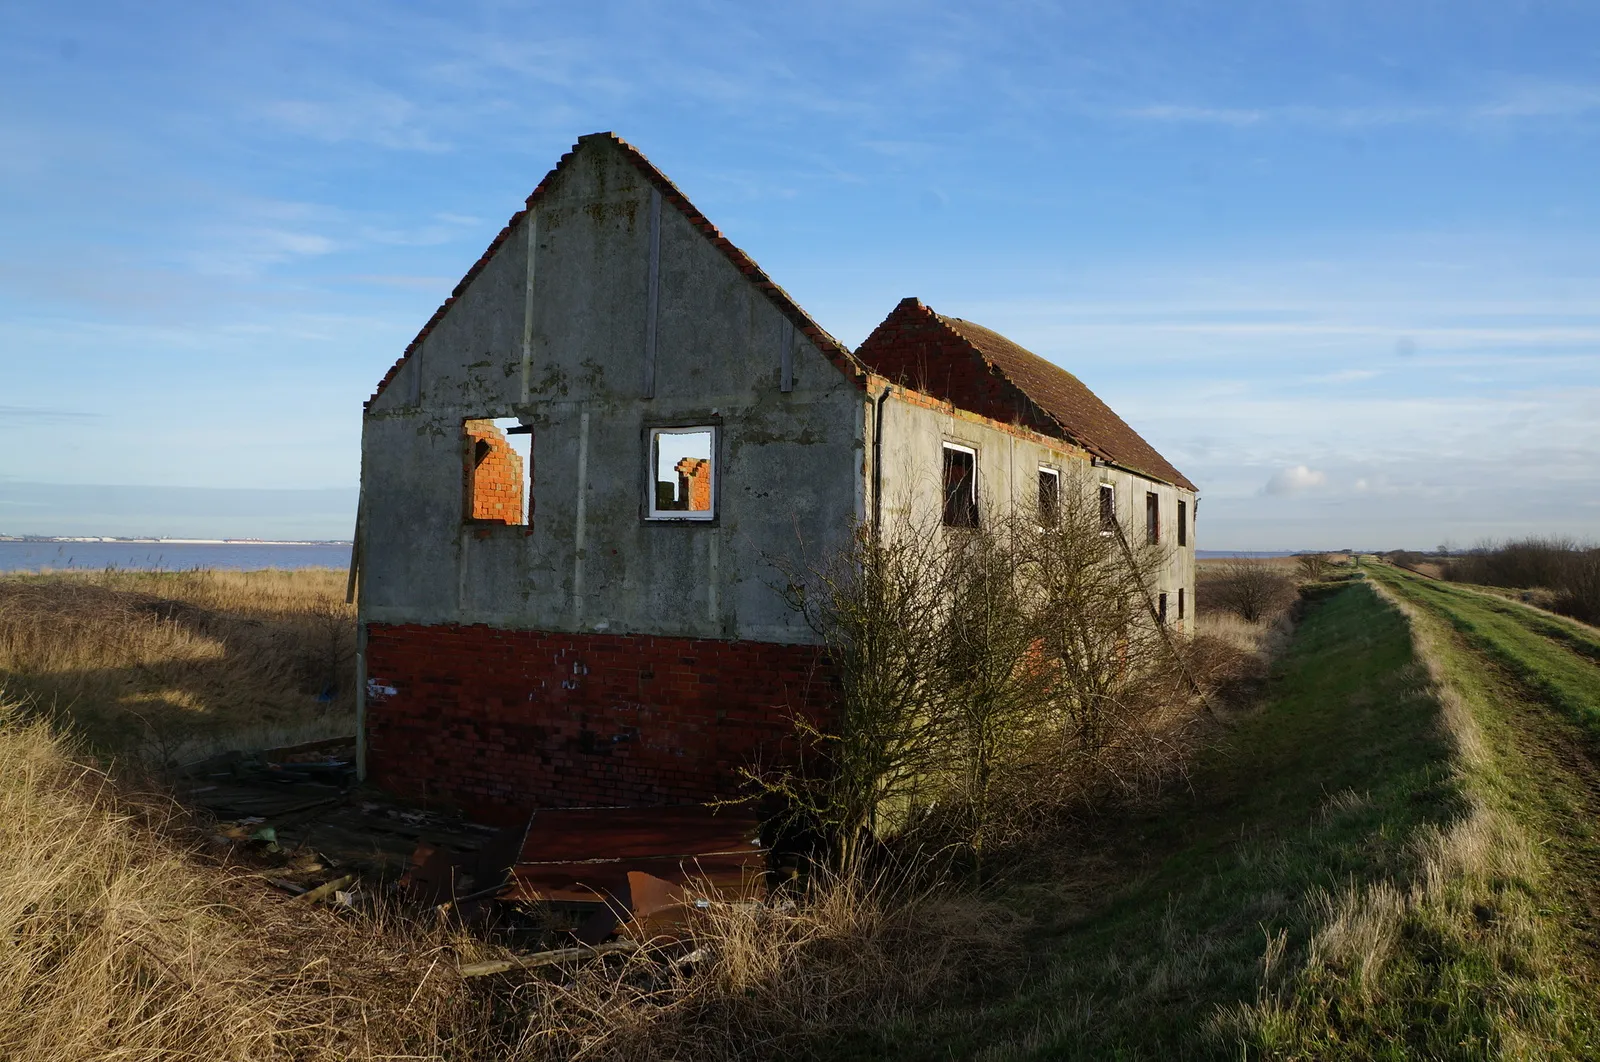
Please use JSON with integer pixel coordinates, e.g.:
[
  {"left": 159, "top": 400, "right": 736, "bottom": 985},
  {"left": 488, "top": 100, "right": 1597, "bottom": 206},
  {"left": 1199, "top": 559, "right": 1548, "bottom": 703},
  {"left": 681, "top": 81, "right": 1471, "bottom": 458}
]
[
  {"left": 0, "top": 406, "right": 100, "bottom": 421},
  {"left": 257, "top": 92, "right": 450, "bottom": 152},
  {"left": 1121, "top": 104, "right": 1264, "bottom": 125},
  {"left": 186, "top": 226, "right": 338, "bottom": 276},
  {"left": 1116, "top": 83, "right": 1600, "bottom": 129},
  {"left": 1309, "top": 369, "right": 1382, "bottom": 384}
]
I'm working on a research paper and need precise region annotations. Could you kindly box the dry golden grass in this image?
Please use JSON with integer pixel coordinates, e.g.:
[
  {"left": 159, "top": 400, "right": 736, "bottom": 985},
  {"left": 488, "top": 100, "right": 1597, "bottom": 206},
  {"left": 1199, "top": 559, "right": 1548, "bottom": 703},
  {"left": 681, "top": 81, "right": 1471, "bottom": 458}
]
[
  {"left": 0, "top": 705, "right": 487, "bottom": 1061},
  {"left": 0, "top": 569, "right": 354, "bottom": 764},
  {"left": 0, "top": 689, "right": 1011, "bottom": 1061},
  {"left": 455, "top": 872, "right": 1023, "bottom": 1061}
]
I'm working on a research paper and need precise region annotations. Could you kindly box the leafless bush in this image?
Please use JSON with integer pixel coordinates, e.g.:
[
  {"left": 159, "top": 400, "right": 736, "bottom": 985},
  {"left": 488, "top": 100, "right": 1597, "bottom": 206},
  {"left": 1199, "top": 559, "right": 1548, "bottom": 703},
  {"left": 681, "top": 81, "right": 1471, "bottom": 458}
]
[
  {"left": 1295, "top": 553, "right": 1333, "bottom": 581},
  {"left": 767, "top": 471, "right": 1203, "bottom": 871},
  {"left": 1443, "top": 538, "right": 1600, "bottom": 624},
  {"left": 1204, "top": 561, "right": 1298, "bottom": 623}
]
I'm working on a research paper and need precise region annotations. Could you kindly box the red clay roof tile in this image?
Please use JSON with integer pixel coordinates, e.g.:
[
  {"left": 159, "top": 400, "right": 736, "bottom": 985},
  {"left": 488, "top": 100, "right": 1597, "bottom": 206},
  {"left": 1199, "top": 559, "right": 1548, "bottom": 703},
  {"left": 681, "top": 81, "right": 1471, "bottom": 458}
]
[{"left": 856, "top": 298, "right": 1195, "bottom": 491}]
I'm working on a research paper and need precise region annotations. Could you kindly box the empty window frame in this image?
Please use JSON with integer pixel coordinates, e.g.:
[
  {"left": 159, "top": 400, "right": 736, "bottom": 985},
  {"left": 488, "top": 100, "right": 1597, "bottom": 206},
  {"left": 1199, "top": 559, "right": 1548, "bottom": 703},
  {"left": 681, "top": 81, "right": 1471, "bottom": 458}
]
[
  {"left": 1178, "top": 587, "right": 1186, "bottom": 621},
  {"left": 1099, "top": 483, "right": 1116, "bottom": 531},
  {"left": 1158, "top": 592, "right": 1169, "bottom": 624},
  {"left": 1037, "top": 466, "right": 1060, "bottom": 527},
  {"left": 1145, "top": 491, "right": 1160, "bottom": 545},
  {"left": 647, "top": 426, "right": 717, "bottom": 520},
  {"left": 942, "top": 443, "right": 979, "bottom": 528},
  {"left": 1178, "top": 499, "right": 1188, "bottom": 547},
  {"left": 463, "top": 418, "right": 531, "bottom": 526}
]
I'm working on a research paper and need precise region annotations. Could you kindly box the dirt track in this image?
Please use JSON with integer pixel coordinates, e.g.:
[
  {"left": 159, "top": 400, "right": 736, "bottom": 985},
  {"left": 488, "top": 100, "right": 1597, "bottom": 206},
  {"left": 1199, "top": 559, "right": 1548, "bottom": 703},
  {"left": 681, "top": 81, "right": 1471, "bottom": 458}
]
[{"left": 1371, "top": 563, "right": 1600, "bottom": 987}]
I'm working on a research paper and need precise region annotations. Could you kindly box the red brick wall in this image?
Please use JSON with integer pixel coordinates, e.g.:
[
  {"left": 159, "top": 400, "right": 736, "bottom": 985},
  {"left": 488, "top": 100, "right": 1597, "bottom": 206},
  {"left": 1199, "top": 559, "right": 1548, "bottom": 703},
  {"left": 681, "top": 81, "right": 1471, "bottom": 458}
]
[
  {"left": 464, "top": 420, "right": 526, "bottom": 524},
  {"left": 364, "top": 624, "right": 834, "bottom": 823},
  {"left": 856, "top": 297, "right": 1056, "bottom": 434},
  {"left": 675, "top": 457, "right": 712, "bottom": 511}
]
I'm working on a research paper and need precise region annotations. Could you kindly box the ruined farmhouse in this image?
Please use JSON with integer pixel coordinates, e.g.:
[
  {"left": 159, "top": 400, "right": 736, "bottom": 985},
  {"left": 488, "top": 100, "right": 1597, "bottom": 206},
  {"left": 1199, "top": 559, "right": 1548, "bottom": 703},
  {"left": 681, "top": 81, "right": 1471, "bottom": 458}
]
[{"left": 354, "top": 133, "right": 1196, "bottom": 823}]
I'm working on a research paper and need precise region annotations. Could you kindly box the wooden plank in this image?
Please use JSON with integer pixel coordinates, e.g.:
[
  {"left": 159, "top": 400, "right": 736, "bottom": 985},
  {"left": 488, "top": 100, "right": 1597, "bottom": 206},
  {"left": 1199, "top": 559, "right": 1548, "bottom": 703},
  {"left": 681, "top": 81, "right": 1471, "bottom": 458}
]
[{"left": 458, "top": 941, "right": 638, "bottom": 978}]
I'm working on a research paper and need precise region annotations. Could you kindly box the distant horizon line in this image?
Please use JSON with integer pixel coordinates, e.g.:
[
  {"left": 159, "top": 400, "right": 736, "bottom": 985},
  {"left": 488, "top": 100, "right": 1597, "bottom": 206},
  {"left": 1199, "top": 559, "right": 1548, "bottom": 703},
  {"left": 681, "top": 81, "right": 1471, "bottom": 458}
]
[
  {"left": 0, "top": 536, "right": 353, "bottom": 546},
  {"left": 0, "top": 538, "right": 1368, "bottom": 555}
]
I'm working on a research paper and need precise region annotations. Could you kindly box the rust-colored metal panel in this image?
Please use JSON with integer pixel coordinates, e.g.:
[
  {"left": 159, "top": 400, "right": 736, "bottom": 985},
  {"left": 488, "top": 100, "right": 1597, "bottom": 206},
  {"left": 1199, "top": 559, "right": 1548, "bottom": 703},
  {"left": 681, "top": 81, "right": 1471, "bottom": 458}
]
[
  {"left": 514, "top": 805, "right": 764, "bottom": 863},
  {"left": 499, "top": 804, "right": 766, "bottom": 908}
]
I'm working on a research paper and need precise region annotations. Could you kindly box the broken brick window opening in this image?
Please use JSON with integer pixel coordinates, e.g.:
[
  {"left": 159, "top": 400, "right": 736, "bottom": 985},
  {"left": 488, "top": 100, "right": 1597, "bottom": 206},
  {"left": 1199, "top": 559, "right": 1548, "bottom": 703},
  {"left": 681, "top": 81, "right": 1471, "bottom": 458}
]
[
  {"left": 1037, "top": 466, "right": 1060, "bottom": 527},
  {"left": 648, "top": 427, "right": 716, "bottom": 520},
  {"left": 1158, "top": 591, "right": 1169, "bottom": 624},
  {"left": 1177, "top": 587, "right": 1186, "bottom": 621},
  {"left": 464, "top": 417, "right": 531, "bottom": 526},
  {"left": 942, "top": 443, "right": 979, "bottom": 528},
  {"left": 1145, "top": 491, "right": 1160, "bottom": 545},
  {"left": 1177, "top": 499, "right": 1189, "bottom": 547}
]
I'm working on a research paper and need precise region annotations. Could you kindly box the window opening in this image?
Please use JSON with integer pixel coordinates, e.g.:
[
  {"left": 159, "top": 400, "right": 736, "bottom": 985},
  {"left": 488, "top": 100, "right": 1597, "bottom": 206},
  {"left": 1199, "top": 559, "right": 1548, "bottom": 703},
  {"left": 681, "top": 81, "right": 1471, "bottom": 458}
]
[
  {"left": 1158, "top": 592, "right": 1168, "bottom": 624},
  {"left": 1099, "top": 483, "right": 1116, "bottom": 531},
  {"left": 1037, "top": 467, "right": 1060, "bottom": 527},
  {"left": 1178, "top": 587, "right": 1186, "bottom": 621},
  {"left": 942, "top": 444, "right": 978, "bottom": 528},
  {"left": 1178, "top": 499, "right": 1188, "bottom": 547},
  {"left": 1145, "top": 491, "right": 1160, "bottom": 545},
  {"left": 463, "top": 417, "right": 531, "bottom": 525},
  {"left": 648, "top": 426, "right": 716, "bottom": 520}
]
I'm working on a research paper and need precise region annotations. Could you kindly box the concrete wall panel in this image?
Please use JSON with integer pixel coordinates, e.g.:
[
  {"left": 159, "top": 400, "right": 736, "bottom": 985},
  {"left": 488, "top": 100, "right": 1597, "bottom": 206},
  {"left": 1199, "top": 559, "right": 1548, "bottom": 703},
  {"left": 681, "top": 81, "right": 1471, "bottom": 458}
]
[{"left": 361, "top": 138, "right": 862, "bottom": 643}]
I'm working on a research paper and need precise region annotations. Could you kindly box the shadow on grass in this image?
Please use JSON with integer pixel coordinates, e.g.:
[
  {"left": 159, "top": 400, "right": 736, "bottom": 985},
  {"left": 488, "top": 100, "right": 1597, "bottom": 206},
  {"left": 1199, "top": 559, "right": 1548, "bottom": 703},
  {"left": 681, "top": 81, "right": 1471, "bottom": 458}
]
[
  {"left": 838, "top": 579, "right": 1464, "bottom": 1060},
  {"left": 0, "top": 573, "right": 355, "bottom": 766}
]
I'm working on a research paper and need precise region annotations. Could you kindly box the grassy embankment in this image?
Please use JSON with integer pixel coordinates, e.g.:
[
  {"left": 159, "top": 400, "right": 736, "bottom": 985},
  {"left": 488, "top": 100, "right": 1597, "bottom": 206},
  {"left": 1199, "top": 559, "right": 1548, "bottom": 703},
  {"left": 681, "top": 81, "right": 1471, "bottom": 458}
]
[
  {"left": 0, "top": 568, "right": 355, "bottom": 764},
  {"left": 840, "top": 567, "right": 1600, "bottom": 1059},
  {"left": 3, "top": 564, "right": 1600, "bottom": 1058}
]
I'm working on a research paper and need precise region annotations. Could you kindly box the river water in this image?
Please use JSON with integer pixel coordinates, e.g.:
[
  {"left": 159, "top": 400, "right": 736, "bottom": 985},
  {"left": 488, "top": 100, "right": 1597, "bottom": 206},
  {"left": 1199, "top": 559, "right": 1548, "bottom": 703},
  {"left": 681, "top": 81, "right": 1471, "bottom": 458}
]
[{"left": 0, "top": 541, "right": 352, "bottom": 573}]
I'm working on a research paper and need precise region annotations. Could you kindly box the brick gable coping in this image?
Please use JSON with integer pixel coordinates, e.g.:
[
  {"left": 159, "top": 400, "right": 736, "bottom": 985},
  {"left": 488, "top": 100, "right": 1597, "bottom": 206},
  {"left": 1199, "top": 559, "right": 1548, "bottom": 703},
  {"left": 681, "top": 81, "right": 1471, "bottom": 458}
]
[
  {"left": 857, "top": 297, "right": 1196, "bottom": 492},
  {"left": 366, "top": 133, "right": 864, "bottom": 410}
]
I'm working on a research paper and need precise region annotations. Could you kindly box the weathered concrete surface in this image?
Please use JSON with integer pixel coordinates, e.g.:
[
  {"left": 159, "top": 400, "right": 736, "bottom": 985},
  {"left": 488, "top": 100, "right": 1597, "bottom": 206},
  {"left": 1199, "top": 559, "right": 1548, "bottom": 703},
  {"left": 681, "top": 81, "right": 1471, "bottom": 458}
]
[
  {"left": 875, "top": 392, "right": 1197, "bottom": 631},
  {"left": 362, "top": 136, "right": 865, "bottom": 643}
]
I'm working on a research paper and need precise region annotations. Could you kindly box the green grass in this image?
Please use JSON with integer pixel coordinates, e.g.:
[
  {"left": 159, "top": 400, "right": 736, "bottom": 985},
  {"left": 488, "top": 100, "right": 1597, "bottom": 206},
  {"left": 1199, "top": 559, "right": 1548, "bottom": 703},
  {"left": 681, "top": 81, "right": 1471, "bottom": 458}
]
[
  {"left": 1371, "top": 570, "right": 1600, "bottom": 738},
  {"left": 827, "top": 574, "right": 1598, "bottom": 1059}
]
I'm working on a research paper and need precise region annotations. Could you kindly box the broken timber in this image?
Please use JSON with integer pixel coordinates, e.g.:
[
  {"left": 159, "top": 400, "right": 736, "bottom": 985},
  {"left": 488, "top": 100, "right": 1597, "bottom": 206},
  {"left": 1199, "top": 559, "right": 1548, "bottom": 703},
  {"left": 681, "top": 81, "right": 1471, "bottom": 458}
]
[{"left": 458, "top": 941, "right": 640, "bottom": 979}]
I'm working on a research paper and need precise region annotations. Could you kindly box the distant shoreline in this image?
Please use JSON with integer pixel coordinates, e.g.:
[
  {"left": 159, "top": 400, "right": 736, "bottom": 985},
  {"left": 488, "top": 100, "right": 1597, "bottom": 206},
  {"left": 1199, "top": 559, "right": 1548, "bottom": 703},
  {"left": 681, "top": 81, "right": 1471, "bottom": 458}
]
[
  {"left": 0, "top": 537, "right": 352, "bottom": 546},
  {"left": 0, "top": 540, "right": 355, "bottom": 574}
]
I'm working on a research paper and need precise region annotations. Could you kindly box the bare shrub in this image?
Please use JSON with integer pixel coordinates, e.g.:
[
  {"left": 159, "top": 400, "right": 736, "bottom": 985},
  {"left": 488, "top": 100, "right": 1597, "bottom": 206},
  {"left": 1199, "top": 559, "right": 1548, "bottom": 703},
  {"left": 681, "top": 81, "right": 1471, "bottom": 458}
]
[
  {"left": 1295, "top": 553, "right": 1333, "bottom": 581},
  {"left": 768, "top": 471, "right": 1204, "bottom": 871},
  {"left": 1442, "top": 537, "right": 1600, "bottom": 625},
  {"left": 769, "top": 521, "right": 966, "bottom": 869},
  {"left": 1204, "top": 561, "right": 1298, "bottom": 623}
]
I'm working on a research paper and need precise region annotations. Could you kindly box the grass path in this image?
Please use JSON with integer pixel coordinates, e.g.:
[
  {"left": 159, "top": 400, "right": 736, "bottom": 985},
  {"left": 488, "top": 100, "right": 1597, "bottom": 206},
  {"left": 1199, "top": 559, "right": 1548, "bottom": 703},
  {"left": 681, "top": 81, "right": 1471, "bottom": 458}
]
[
  {"left": 836, "top": 576, "right": 1570, "bottom": 1059},
  {"left": 1374, "top": 567, "right": 1600, "bottom": 735},
  {"left": 1368, "top": 562, "right": 1600, "bottom": 999}
]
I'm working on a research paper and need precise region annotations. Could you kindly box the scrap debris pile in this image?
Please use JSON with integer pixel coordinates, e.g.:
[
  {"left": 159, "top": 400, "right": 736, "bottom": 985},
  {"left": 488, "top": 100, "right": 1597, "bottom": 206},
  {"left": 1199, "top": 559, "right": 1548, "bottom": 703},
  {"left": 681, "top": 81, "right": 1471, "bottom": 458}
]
[{"left": 179, "top": 737, "right": 770, "bottom": 976}]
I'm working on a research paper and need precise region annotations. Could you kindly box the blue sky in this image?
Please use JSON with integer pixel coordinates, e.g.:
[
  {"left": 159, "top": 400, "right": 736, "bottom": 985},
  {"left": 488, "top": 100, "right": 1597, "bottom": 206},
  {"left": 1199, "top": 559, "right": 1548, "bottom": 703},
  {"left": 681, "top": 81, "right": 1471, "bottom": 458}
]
[{"left": 1, "top": 0, "right": 1596, "bottom": 548}]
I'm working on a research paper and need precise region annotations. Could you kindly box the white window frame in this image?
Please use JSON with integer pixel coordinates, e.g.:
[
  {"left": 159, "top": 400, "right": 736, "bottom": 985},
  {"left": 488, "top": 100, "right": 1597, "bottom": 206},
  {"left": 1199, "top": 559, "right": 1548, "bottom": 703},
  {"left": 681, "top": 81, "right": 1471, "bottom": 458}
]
[
  {"left": 646, "top": 425, "right": 718, "bottom": 521},
  {"left": 1037, "top": 465, "right": 1061, "bottom": 527},
  {"left": 1098, "top": 482, "right": 1117, "bottom": 536},
  {"left": 941, "top": 441, "right": 979, "bottom": 528}
]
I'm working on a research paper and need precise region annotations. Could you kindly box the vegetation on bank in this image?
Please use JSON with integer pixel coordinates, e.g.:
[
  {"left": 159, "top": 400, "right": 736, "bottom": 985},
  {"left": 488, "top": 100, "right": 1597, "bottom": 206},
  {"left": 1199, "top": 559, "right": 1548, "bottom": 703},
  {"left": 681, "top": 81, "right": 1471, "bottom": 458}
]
[
  {"left": 0, "top": 568, "right": 354, "bottom": 764},
  {"left": 1, "top": 559, "right": 1598, "bottom": 1058},
  {"left": 1393, "top": 537, "right": 1600, "bottom": 625},
  {"left": 843, "top": 569, "right": 1598, "bottom": 1059}
]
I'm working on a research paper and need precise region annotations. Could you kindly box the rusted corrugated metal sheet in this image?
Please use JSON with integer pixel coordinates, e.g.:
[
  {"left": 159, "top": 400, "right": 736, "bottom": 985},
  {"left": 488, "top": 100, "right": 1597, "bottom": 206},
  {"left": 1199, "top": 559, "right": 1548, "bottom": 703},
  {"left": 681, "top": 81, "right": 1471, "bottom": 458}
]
[{"left": 499, "top": 805, "right": 766, "bottom": 939}]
